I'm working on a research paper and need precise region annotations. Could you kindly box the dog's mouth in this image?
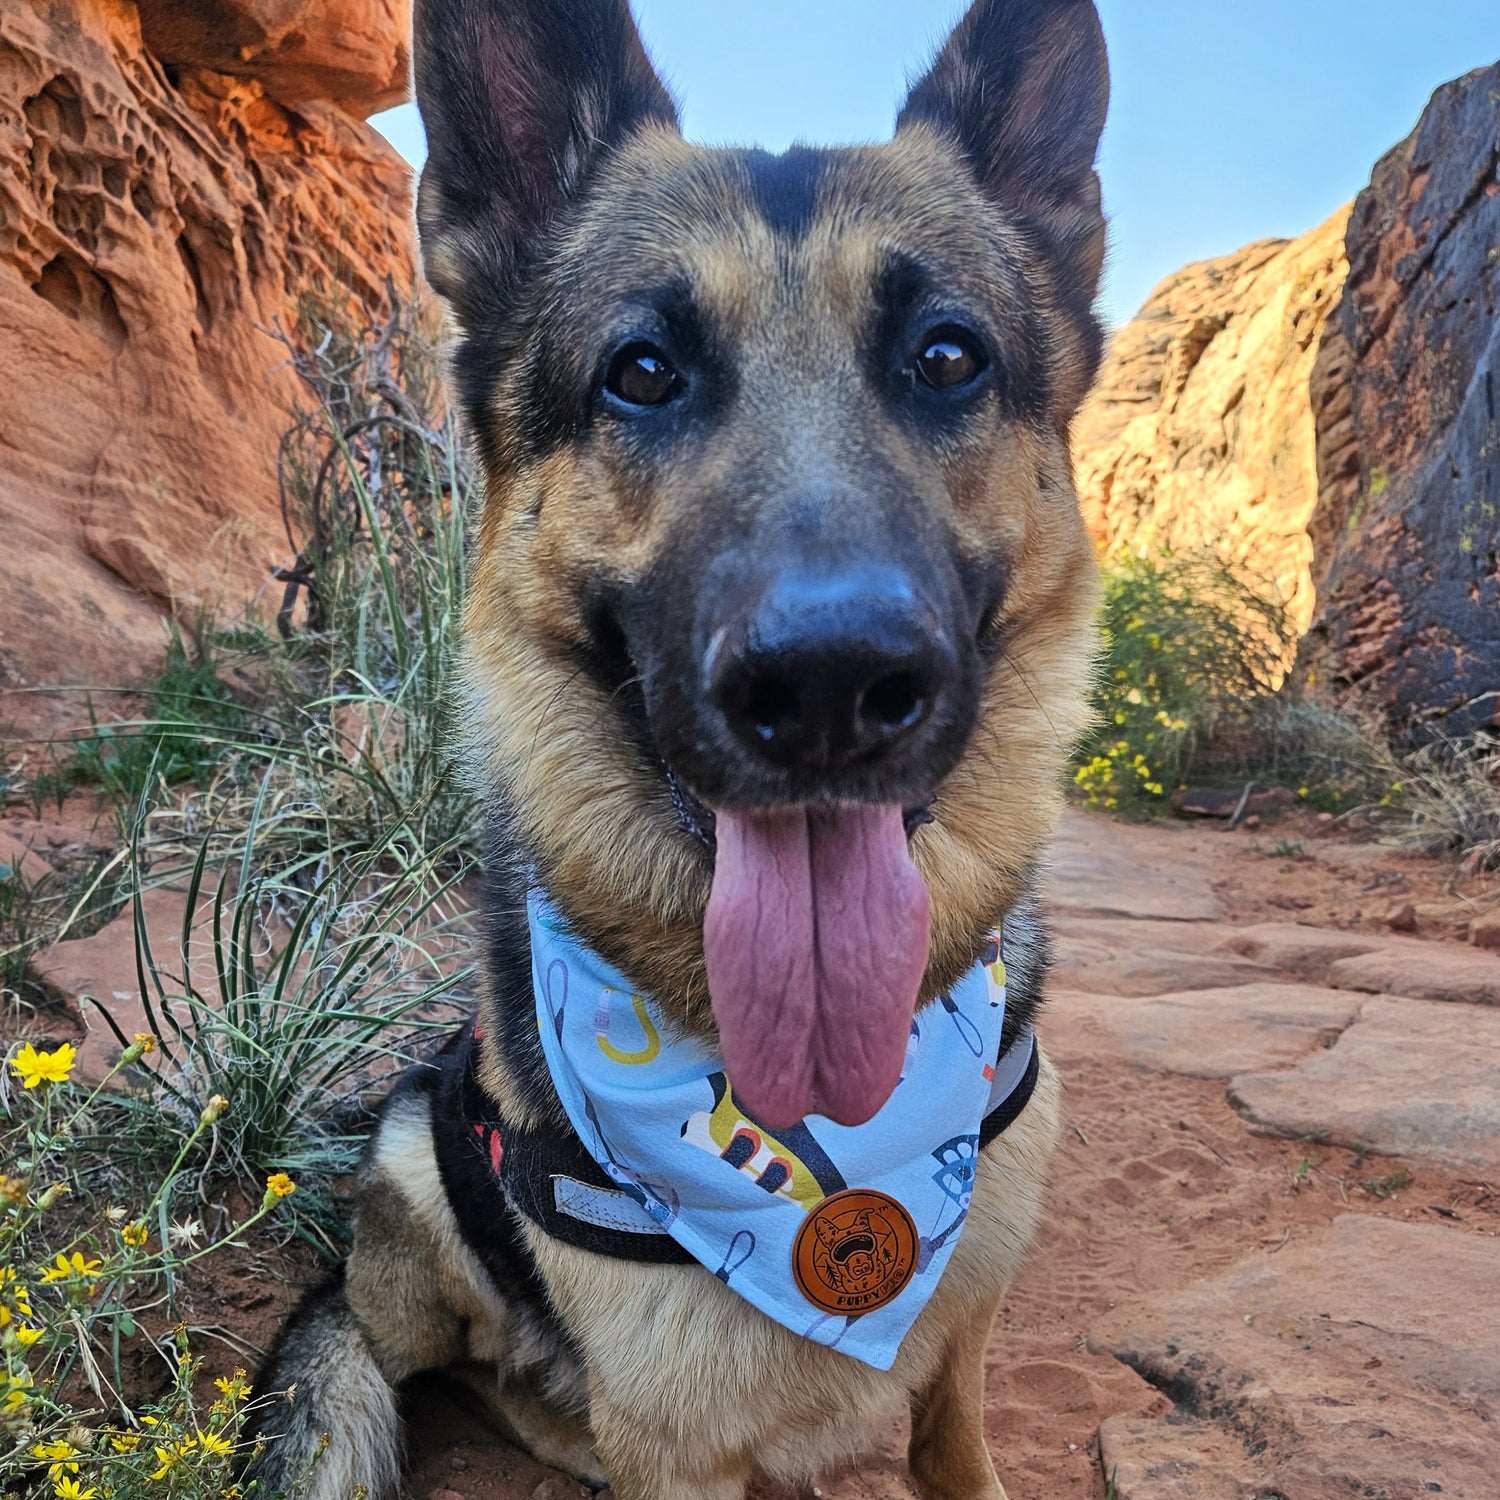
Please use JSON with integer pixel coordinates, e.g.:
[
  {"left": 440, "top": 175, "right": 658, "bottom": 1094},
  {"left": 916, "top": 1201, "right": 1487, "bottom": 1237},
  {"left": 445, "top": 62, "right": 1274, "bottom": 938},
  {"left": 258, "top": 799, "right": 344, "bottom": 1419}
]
[
  {"left": 597, "top": 558, "right": 981, "bottom": 1132},
  {"left": 665, "top": 768, "right": 934, "bottom": 849}
]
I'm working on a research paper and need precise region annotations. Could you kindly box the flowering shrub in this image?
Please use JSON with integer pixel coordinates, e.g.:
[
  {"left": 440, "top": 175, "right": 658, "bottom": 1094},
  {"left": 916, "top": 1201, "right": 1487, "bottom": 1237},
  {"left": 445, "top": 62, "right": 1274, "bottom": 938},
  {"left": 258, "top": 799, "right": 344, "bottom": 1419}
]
[
  {"left": 0, "top": 1039, "right": 315, "bottom": 1500},
  {"left": 1075, "top": 550, "right": 1293, "bottom": 810}
]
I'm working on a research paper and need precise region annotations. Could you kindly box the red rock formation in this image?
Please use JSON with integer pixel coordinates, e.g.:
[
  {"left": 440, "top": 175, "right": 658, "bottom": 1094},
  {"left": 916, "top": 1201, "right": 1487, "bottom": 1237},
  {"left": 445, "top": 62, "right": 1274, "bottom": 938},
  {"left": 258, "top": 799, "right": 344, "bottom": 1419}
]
[
  {"left": 135, "top": 1, "right": 409, "bottom": 115},
  {"left": 1073, "top": 208, "right": 1350, "bottom": 637},
  {"left": 0, "top": 0, "right": 413, "bottom": 731},
  {"left": 1298, "top": 63, "right": 1500, "bottom": 732}
]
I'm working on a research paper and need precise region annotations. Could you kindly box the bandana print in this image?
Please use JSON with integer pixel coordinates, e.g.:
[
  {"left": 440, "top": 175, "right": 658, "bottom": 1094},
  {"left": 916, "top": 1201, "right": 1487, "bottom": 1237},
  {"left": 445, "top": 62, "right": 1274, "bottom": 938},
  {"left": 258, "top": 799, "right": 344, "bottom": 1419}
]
[{"left": 529, "top": 891, "right": 1026, "bottom": 1370}]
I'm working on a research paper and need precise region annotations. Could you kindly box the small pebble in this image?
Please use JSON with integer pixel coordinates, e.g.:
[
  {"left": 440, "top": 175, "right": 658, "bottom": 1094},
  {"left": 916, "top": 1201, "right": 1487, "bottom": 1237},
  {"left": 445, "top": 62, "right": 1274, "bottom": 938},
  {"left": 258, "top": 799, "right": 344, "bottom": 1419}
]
[{"left": 1385, "top": 902, "right": 1417, "bottom": 932}]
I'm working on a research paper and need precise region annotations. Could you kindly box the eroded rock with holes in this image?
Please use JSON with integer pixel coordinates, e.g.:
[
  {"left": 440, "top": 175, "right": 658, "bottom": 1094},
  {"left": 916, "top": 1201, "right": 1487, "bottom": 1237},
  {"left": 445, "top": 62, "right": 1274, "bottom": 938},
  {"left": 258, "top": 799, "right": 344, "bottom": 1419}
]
[
  {"left": 1073, "top": 207, "right": 1349, "bottom": 635},
  {"left": 0, "top": 0, "right": 413, "bottom": 730}
]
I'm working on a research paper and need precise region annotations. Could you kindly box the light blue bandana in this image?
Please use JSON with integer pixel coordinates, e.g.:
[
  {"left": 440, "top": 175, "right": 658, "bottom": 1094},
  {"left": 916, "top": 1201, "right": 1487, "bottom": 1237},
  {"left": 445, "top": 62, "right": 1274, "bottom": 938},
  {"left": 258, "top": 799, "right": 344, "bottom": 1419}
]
[{"left": 528, "top": 891, "right": 1030, "bottom": 1370}]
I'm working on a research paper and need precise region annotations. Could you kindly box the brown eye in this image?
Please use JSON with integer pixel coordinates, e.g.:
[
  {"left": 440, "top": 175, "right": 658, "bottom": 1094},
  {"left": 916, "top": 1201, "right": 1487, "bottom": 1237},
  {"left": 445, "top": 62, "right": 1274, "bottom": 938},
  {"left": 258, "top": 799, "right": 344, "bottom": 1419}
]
[
  {"left": 605, "top": 342, "right": 681, "bottom": 406},
  {"left": 914, "top": 328, "right": 984, "bottom": 390}
]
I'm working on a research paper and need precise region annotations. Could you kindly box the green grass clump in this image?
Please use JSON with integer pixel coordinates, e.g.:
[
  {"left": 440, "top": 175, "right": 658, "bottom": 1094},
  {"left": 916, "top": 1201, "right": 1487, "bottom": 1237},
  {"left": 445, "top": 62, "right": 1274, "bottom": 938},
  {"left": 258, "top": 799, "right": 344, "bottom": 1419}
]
[
  {"left": 1074, "top": 549, "right": 1294, "bottom": 811},
  {"left": 34, "top": 624, "right": 251, "bottom": 820},
  {"left": 90, "top": 794, "right": 472, "bottom": 1251},
  {"left": 1390, "top": 736, "right": 1500, "bottom": 870}
]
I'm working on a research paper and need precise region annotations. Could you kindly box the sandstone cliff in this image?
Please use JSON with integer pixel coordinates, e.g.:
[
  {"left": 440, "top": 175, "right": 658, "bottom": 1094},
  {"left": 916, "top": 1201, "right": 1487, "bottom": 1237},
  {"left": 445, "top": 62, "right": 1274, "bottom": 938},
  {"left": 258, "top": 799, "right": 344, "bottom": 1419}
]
[
  {"left": 0, "top": 0, "right": 413, "bottom": 730},
  {"left": 1297, "top": 62, "right": 1500, "bottom": 732},
  {"left": 1073, "top": 208, "right": 1350, "bottom": 637}
]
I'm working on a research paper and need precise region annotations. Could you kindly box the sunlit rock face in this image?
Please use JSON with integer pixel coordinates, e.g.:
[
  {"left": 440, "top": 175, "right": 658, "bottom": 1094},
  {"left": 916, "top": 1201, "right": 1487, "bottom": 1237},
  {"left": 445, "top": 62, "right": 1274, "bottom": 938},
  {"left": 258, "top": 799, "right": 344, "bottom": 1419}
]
[
  {"left": 135, "top": 0, "right": 409, "bottom": 115},
  {"left": 1073, "top": 208, "right": 1350, "bottom": 639},
  {"left": 0, "top": 0, "right": 413, "bottom": 729},
  {"left": 1296, "top": 62, "right": 1500, "bottom": 734}
]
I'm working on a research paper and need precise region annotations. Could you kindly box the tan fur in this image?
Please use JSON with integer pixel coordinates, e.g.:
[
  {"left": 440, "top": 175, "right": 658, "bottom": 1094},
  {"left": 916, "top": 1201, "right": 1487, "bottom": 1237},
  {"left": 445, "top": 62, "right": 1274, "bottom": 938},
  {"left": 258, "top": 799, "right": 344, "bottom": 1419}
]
[
  {"left": 509, "top": 1056, "right": 1059, "bottom": 1497},
  {"left": 348, "top": 1093, "right": 600, "bottom": 1477},
  {"left": 322, "top": 1052, "right": 1059, "bottom": 1497}
]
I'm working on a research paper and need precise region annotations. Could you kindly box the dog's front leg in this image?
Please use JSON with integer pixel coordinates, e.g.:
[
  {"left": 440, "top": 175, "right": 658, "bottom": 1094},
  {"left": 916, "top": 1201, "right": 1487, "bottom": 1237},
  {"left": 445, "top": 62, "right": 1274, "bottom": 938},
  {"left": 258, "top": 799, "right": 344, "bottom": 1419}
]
[
  {"left": 589, "top": 1392, "right": 751, "bottom": 1500},
  {"left": 908, "top": 1298, "right": 1008, "bottom": 1500}
]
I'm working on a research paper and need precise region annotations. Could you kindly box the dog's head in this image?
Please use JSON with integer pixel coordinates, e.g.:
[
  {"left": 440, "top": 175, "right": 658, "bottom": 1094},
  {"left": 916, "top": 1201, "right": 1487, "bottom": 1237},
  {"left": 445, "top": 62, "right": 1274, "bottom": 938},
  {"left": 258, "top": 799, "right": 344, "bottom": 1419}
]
[{"left": 415, "top": 0, "right": 1107, "bottom": 1126}]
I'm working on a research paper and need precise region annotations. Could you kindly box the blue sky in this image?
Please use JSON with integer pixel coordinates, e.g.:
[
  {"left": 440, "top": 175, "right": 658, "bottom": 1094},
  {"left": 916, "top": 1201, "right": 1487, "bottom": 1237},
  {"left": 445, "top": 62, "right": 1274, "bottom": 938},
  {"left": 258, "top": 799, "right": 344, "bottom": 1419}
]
[{"left": 371, "top": 1, "right": 1500, "bottom": 327}]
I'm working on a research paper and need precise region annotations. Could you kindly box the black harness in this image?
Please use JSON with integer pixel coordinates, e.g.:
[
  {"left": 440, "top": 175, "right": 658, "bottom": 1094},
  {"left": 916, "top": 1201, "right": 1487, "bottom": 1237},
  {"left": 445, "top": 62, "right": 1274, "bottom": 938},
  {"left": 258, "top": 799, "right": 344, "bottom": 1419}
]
[{"left": 436, "top": 1018, "right": 1039, "bottom": 1266}]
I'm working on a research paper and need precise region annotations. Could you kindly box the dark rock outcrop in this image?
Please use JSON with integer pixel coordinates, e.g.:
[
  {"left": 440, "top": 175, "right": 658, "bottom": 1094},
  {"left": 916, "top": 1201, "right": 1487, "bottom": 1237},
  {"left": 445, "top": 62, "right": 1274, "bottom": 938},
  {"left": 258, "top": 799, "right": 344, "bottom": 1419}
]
[{"left": 1298, "top": 63, "right": 1500, "bottom": 731}]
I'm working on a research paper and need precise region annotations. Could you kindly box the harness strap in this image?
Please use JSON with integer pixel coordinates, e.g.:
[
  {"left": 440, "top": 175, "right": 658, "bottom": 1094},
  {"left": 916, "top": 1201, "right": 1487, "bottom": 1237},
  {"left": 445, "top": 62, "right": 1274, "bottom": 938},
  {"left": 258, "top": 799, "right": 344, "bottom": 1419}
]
[{"left": 454, "top": 1022, "right": 1041, "bottom": 1266}]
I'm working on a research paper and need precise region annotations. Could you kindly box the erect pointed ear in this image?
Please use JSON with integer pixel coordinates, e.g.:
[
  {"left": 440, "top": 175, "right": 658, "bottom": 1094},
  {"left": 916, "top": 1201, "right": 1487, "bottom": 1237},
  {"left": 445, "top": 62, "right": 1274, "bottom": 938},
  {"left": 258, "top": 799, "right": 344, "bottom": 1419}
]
[
  {"left": 898, "top": 0, "right": 1109, "bottom": 297},
  {"left": 413, "top": 0, "right": 678, "bottom": 316}
]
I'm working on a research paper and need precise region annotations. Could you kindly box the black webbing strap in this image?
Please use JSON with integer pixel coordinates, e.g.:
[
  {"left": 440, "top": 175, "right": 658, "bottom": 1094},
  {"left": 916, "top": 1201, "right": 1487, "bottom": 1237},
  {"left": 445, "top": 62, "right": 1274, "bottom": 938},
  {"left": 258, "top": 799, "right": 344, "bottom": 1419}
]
[{"left": 454, "top": 1022, "right": 1040, "bottom": 1265}]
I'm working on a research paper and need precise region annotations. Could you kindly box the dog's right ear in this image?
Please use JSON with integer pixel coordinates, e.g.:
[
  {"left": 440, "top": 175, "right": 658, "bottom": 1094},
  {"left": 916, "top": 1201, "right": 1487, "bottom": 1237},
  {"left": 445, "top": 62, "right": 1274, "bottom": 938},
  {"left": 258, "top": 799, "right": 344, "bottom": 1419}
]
[{"left": 413, "top": 0, "right": 678, "bottom": 315}]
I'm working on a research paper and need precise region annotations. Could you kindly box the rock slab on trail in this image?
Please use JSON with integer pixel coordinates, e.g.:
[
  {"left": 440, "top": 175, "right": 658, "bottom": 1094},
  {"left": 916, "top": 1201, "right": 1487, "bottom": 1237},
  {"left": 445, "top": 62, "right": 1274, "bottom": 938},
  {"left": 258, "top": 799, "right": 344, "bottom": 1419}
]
[
  {"left": 1231, "top": 995, "right": 1500, "bottom": 1171},
  {"left": 1093, "top": 1215, "right": 1499, "bottom": 1499},
  {"left": 1049, "top": 982, "right": 1362, "bottom": 1079}
]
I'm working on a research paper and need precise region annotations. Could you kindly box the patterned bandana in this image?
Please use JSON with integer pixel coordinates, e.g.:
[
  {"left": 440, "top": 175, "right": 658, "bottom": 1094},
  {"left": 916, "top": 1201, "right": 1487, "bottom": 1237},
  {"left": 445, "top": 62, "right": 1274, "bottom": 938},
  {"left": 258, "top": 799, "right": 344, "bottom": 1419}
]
[{"left": 528, "top": 891, "right": 1030, "bottom": 1371}]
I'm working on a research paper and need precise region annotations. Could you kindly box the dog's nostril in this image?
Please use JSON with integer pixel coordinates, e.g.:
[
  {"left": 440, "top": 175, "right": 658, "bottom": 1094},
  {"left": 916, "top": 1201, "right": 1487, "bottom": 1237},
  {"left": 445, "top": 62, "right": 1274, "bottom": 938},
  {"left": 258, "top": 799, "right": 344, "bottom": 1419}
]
[
  {"left": 743, "top": 676, "right": 799, "bottom": 742},
  {"left": 706, "top": 566, "right": 958, "bottom": 774},
  {"left": 860, "top": 671, "right": 928, "bottom": 735}
]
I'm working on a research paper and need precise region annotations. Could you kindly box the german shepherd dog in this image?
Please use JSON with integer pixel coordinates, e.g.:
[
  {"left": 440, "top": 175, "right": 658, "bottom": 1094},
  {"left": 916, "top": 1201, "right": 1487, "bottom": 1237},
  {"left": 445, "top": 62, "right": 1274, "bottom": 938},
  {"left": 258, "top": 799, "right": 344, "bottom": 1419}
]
[{"left": 247, "top": 1, "right": 1107, "bottom": 1495}]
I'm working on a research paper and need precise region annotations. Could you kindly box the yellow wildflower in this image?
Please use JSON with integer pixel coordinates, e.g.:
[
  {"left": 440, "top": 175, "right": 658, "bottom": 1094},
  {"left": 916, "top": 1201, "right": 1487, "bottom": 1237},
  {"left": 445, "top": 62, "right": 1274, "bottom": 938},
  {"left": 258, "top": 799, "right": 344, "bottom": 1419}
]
[
  {"left": 149, "top": 1447, "right": 181, "bottom": 1481},
  {"left": 33, "top": 1440, "right": 79, "bottom": 1479},
  {"left": 9, "top": 1042, "right": 76, "bottom": 1089},
  {"left": 14, "top": 1324, "right": 42, "bottom": 1346},
  {"left": 134, "top": 1032, "right": 158, "bottom": 1053},
  {"left": 54, "top": 1480, "right": 95, "bottom": 1500},
  {"left": 199, "top": 1433, "right": 234, "bottom": 1458},
  {"left": 215, "top": 1371, "right": 251, "bottom": 1400},
  {"left": 40, "top": 1251, "right": 102, "bottom": 1284},
  {"left": 265, "top": 1173, "right": 296, "bottom": 1201},
  {"left": 121, "top": 1221, "right": 149, "bottom": 1249},
  {"left": 109, "top": 1432, "right": 143, "bottom": 1453}
]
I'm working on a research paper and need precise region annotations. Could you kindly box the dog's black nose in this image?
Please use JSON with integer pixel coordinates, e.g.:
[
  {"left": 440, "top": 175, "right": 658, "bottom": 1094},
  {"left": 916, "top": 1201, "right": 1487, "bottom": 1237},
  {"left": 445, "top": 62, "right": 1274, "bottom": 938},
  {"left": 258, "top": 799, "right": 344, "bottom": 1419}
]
[{"left": 706, "top": 568, "right": 957, "bottom": 772}]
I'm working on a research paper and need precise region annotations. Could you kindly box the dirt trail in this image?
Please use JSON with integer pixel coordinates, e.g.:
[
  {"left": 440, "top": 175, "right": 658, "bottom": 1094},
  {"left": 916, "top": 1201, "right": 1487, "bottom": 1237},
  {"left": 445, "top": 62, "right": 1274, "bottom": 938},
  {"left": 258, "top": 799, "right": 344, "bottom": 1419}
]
[
  {"left": 401, "top": 811, "right": 1500, "bottom": 1499},
  {"left": 12, "top": 804, "right": 1499, "bottom": 1497}
]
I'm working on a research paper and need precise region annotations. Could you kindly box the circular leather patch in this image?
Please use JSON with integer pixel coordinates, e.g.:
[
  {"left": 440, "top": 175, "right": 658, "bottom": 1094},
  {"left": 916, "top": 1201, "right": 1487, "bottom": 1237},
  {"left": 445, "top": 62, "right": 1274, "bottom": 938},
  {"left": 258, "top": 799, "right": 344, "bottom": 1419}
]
[{"left": 792, "top": 1188, "right": 919, "bottom": 1317}]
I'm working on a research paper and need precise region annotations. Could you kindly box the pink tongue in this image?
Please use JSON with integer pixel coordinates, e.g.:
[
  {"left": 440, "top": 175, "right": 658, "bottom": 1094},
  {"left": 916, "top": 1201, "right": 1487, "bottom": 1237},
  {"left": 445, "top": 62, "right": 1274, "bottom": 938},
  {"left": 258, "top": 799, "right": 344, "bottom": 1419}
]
[{"left": 704, "top": 805, "right": 931, "bottom": 1129}]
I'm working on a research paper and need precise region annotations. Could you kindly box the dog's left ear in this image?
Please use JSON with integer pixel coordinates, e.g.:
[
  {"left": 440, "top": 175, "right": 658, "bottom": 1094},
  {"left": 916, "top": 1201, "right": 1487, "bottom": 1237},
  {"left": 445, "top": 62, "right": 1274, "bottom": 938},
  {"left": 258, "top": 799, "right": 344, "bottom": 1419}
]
[{"left": 898, "top": 0, "right": 1109, "bottom": 298}]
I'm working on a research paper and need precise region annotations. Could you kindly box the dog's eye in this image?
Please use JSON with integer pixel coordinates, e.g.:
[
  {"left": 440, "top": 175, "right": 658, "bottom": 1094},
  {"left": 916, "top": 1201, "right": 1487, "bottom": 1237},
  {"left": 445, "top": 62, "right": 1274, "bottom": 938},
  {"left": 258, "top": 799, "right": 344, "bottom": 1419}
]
[
  {"left": 605, "top": 342, "right": 681, "bottom": 407},
  {"left": 914, "top": 327, "right": 985, "bottom": 391}
]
